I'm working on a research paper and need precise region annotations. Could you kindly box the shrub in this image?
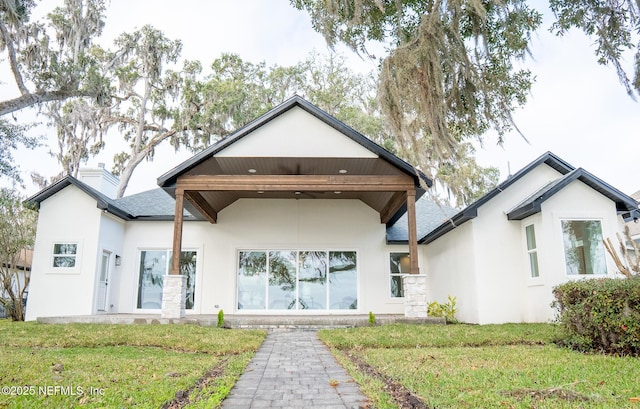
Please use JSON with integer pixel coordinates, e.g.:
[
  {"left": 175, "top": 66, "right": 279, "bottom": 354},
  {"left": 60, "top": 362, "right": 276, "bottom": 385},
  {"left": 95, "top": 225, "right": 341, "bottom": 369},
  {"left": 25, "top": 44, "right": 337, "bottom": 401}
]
[
  {"left": 368, "top": 311, "right": 376, "bottom": 326},
  {"left": 552, "top": 277, "right": 640, "bottom": 355},
  {"left": 217, "top": 309, "right": 225, "bottom": 328},
  {"left": 427, "top": 295, "right": 458, "bottom": 323}
]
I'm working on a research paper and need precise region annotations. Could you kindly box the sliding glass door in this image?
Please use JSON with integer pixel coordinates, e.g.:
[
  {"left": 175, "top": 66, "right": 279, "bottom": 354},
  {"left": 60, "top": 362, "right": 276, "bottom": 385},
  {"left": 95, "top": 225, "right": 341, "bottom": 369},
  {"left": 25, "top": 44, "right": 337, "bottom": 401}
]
[{"left": 237, "top": 250, "right": 357, "bottom": 311}]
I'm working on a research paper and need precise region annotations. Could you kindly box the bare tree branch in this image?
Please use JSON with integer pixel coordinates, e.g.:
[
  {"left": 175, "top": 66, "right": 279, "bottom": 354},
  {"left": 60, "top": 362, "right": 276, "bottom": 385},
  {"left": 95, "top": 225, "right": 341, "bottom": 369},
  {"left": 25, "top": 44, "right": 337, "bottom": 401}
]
[{"left": 0, "top": 89, "right": 96, "bottom": 117}]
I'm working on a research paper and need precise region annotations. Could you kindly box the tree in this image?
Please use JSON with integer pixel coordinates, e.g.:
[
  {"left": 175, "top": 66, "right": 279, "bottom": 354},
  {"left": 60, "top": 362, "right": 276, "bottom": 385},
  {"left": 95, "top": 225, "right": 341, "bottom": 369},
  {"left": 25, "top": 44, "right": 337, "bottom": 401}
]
[
  {"left": 550, "top": 0, "right": 640, "bottom": 98},
  {"left": 292, "top": 0, "right": 541, "bottom": 168},
  {"left": 30, "top": 98, "right": 108, "bottom": 189},
  {"left": 103, "top": 25, "right": 183, "bottom": 198},
  {"left": 183, "top": 52, "right": 497, "bottom": 205},
  {"left": 434, "top": 143, "right": 500, "bottom": 207},
  {"left": 0, "top": 118, "right": 39, "bottom": 184},
  {"left": 0, "top": 188, "right": 37, "bottom": 321},
  {"left": 0, "top": 0, "right": 109, "bottom": 116}
]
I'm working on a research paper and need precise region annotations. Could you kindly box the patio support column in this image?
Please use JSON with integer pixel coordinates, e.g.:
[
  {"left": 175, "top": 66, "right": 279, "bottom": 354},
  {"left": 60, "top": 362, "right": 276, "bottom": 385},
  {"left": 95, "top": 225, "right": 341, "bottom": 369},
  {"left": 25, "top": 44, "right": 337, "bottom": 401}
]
[
  {"left": 162, "top": 189, "right": 187, "bottom": 319},
  {"left": 404, "top": 188, "right": 427, "bottom": 317},
  {"left": 171, "top": 190, "right": 184, "bottom": 276},
  {"left": 406, "top": 189, "right": 420, "bottom": 274}
]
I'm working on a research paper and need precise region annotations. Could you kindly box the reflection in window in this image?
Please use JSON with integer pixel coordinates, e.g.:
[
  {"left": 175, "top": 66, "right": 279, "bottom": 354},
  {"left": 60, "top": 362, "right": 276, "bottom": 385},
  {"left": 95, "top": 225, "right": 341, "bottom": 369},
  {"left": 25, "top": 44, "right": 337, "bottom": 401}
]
[
  {"left": 52, "top": 243, "right": 78, "bottom": 267},
  {"left": 138, "top": 250, "right": 165, "bottom": 309},
  {"left": 237, "top": 250, "right": 357, "bottom": 310},
  {"left": 176, "top": 251, "right": 197, "bottom": 309},
  {"left": 137, "top": 250, "right": 197, "bottom": 309},
  {"left": 299, "top": 251, "right": 327, "bottom": 310},
  {"left": 268, "top": 251, "right": 297, "bottom": 309},
  {"left": 238, "top": 251, "right": 267, "bottom": 310},
  {"left": 390, "top": 252, "right": 410, "bottom": 297},
  {"left": 329, "top": 252, "right": 357, "bottom": 310},
  {"left": 561, "top": 220, "right": 606, "bottom": 275}
]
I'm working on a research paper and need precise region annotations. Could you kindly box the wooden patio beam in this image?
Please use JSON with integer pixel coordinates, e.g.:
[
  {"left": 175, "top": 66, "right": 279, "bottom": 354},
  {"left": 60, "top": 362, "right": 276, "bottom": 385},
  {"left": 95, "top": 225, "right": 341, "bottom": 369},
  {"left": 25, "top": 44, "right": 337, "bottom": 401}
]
[
  {"left": 170, "top": 190, "right": 185, "bottom": 275},
  {"left": 184, "top": 191, "right": 217, "bottom": 224},
  {"left": 176, "top": 174, "right": 414, "bottom": 192},
  {"left": 380, "top": 191, "right": 407, "bottom": 224},
  {"left": 406, "top": 189, "right": 420, "bottom": 274}
]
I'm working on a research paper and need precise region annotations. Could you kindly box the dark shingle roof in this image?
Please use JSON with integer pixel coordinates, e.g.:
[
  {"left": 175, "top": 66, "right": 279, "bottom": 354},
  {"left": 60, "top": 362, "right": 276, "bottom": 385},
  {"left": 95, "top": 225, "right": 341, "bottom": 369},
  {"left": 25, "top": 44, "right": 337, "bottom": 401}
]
[
  {"left": 25, "top": 177, "right": 193, "bottom": 221},
  {"left": 387, "top": 196, "right": 458, "bottom": 243},
  {"left": 114, "top": 188, "right": 192, "bottom": 220}
]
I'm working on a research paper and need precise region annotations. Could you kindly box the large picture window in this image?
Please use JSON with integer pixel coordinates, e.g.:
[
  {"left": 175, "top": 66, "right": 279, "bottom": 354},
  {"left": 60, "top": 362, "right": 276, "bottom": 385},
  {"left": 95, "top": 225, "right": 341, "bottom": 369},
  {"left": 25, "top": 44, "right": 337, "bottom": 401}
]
[
  {"left": 237, "top": 250, "right": 357, "bottom": 311},
  {"left": 137, "top": 250, "right": 197, "bottom": 310},
  {"left": 561, "top": 220, "right": 606, "bottom": 275}
]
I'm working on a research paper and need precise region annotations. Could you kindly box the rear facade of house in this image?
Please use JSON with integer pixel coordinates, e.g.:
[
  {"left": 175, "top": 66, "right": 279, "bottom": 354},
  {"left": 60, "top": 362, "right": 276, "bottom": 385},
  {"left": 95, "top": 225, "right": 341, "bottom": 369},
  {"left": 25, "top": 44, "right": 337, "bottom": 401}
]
[{"left": 24, "top": 97, "right": 638, "bottom": 323}]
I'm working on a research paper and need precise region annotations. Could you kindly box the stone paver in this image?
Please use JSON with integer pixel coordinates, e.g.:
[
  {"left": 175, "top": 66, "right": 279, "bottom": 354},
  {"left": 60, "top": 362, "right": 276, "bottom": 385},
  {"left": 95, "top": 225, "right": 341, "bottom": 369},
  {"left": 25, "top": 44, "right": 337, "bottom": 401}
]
[{"left": 222, "top": 329, "right": 368, "bottom": 409}]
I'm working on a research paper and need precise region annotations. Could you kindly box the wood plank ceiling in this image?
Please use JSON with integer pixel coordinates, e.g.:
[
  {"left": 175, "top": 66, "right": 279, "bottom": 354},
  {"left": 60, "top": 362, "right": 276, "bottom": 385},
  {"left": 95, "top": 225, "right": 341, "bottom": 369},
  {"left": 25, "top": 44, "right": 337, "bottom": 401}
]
[{"left": 177, "top": 156, "right": 417, "bottom": 224}]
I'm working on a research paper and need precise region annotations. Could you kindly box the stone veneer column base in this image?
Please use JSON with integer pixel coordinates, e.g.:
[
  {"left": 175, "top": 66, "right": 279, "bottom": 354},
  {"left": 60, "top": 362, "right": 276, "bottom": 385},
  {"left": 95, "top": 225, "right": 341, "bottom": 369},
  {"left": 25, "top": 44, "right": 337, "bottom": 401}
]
[
  {"left": 403, "top": 275, "right": 428, "bottom": 318},
  {"left": 161, "top": 275, "right": 187, "bottom": 319}
]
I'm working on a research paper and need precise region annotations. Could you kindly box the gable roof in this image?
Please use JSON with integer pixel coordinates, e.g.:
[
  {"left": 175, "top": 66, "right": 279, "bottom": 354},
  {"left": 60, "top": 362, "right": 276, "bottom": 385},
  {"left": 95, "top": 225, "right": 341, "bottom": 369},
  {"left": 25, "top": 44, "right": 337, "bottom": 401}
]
[
  {"left": 157, "top": 95, "right": 432, "bottom": 189},
  {"left": 418, "top": 151, "right": 638, "bottom": 244},
  {"left": 26, "top": 176, "right": 133, "bottom": 220},
  {"left": 25, "top": 176, "right": 194, "bottom": 221},
  {"left": 507, "top": 168, "right": 638, "bottom": 220}
]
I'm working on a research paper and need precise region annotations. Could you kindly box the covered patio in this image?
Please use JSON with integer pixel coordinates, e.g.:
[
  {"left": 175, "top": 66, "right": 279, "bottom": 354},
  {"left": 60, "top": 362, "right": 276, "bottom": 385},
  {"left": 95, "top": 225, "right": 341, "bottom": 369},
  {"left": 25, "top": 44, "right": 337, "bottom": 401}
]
[{"left": 156, "top": 97, "right": 431, "bottom": 319}]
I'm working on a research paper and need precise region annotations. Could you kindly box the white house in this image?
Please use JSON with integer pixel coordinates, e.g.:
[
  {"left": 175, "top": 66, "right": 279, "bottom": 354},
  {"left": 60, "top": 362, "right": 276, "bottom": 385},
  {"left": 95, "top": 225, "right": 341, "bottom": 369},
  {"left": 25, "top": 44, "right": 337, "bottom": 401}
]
[{"left": 24, "top": 96, "right": 638, "bottom": 324}]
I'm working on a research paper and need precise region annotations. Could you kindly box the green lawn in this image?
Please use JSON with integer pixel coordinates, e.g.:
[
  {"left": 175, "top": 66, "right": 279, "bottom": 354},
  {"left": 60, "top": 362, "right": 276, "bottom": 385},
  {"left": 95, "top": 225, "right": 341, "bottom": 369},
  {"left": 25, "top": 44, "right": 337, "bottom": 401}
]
[
  {"left": 0, "top": 320, "right": 266, "bottom": 408},
  {"left": 319, "top": 323, "right": 640, "bottom": 409}
]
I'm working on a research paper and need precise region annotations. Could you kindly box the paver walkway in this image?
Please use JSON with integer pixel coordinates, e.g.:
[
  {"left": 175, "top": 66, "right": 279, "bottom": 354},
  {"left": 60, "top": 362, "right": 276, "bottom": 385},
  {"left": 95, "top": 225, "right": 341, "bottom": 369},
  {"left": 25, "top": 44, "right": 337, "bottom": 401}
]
[{"left": 222, "top": 329, "right": 368, "bottom": 409}]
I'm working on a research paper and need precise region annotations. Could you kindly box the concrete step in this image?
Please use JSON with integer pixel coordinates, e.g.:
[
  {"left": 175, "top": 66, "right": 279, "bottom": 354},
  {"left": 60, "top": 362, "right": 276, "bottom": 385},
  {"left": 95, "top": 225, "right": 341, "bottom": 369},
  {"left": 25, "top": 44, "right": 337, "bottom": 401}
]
[{"left": 36, "top": 314, "right": 446, "bottom": 327}]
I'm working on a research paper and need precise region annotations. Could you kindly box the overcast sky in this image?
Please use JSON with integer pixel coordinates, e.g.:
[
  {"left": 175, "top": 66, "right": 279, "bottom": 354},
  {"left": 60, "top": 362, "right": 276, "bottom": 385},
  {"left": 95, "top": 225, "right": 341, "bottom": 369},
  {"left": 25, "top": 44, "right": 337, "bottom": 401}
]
[{"left": 2, "top": 0, "right": 639, "bottom": 198}]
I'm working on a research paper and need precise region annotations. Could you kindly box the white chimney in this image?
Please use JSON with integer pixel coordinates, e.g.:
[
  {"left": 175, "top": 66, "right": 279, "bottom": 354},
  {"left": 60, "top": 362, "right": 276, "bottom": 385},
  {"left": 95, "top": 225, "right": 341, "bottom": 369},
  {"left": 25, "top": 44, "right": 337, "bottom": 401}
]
[{"left": 77, "top": 165, "right": 120, "bottom": 199}]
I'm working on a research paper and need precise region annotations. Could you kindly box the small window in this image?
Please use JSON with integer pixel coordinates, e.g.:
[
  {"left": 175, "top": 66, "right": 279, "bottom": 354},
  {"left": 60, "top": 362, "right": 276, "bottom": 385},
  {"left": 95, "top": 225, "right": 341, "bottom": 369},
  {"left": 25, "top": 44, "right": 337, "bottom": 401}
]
[
  {"left": 561, "top": 220, "right": 606, "bottom": 275},
  {"left": 525, "top": 224, "right": 539, "bottom": 278},
  {"left": 52, "top": 243, "right": 78, "bottom": 268},
  {"left": 389, "top": 252, "right": 410, "bottom": 298}
]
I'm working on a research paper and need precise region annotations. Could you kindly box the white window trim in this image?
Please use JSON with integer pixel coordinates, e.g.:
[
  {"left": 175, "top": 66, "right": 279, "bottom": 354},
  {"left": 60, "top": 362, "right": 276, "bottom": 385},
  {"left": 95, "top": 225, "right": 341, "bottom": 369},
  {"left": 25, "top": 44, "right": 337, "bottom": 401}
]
[
  {"left": 524, "top": 224, "right": 540, "bottom": 280},
  {"left": 50, "top": 241, "right": 80, "bottom": 273},
  {"left": 559, "top": 218, "right": 608, "bottom": 277}
]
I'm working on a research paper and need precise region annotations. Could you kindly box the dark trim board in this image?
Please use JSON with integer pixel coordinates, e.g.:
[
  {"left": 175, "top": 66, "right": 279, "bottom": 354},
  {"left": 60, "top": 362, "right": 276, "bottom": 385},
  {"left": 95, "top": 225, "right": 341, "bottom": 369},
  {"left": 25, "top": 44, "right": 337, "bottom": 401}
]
[
  {"left": 507, "top": 168, "right": 638, "bottom": 220},
  {"left": 417, "top": 151, "right": 638, "bottom": 245}
]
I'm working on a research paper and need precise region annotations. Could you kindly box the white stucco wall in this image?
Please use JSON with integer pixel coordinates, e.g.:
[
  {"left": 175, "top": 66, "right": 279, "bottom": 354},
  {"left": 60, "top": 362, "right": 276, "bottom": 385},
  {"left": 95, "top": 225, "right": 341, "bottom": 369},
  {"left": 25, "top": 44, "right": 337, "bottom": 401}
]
[
  {"left": 25, "top": 186, "right": 103, "bottom": 320},
  {"left": 424, "top": 221, "right": 480, "bottom": 323},
  {"left": 470, "top": 165, "right": 564, "bottom": 324},
  {"left": 424, "top": 163, "right": 629, "bottom": 324},
  {"left": 521, "top": 179, "right": 625, "bottom": 322},
  {"left": 215, "top": 107, "right": 378, "bottom": 158},
  {"left": 94, "top": 214, "right": 125, "bottom": 313},
  {"left": 116, "top": 198, "right": 407, "bottom": 315}
]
